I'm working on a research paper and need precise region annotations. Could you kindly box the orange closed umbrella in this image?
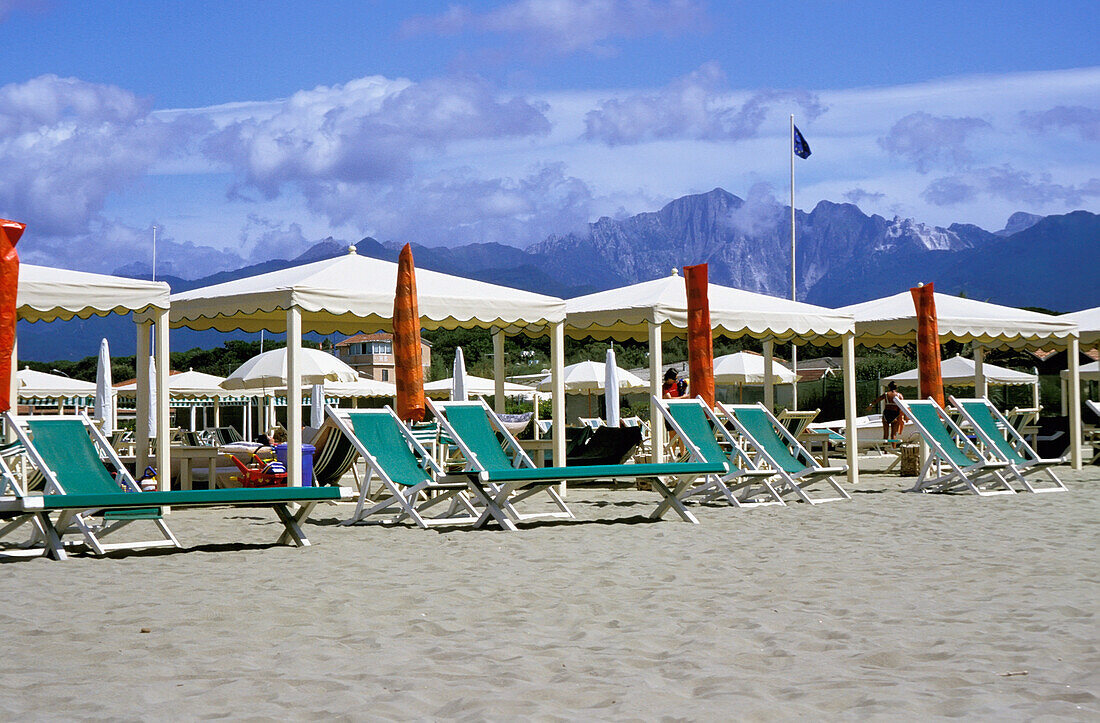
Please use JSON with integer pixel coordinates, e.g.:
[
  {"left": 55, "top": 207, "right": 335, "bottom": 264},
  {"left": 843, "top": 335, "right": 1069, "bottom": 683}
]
[
  {"left": 393, "top": 243, "right": 425, "bottom": 422},
  {"left": 684, "top": 263, "right": 715, "bottom": 407},
  {"left": 910, "top": 282, "right": 945, "bottom": 408},
  {"left": 0, "top": 219, "right": 25, "bottom": 413}
]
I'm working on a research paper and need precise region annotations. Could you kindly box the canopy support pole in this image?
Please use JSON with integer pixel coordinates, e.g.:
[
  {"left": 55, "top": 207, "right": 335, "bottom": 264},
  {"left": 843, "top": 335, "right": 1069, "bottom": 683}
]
[
  {"left": 973, "top": 344, "right": 986, "bottom": 398},
  {"left": 213, "top": 399, "right": 221, "bottom": 428},
  {"left": 286, "top": 306, "right": 303, "bottom": 486},
  {"left": 842, "top": 332, "right": 859, "bottom": 486},
  {"left": 763, "top": 340, "right": 775, "bottom": 411},
  {"left": 1067, "top": 335, "right": 1082, "bottom": 469},
  {"left": 648, "top": 321, "right": 664, "bottom": 463},
  {"left": 493, "top": 330, "right": 506, "bottom": 413},
  {"left": 1031, "top": 368, "right": 1040, "bottom": 409},
  {"left": 135, "top": 321, "right": 151, "bottom": 472},
  {"left": 550, "top": 321, "right": 566, "bottom": 494},
  {"left": 154, "top": 309, "right": 170, "bottom": 491}
]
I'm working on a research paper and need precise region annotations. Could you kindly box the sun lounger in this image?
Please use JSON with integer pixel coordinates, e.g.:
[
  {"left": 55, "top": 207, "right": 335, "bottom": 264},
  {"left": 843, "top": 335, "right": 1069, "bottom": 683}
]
[
  {"left": 308, "top": 419, "right": 361, "bottom": 487},
  {"left": 427, "top": 399, "right": 725, "bottom": 529},
  {"left": 327, "top": 406, "right": 479, "bottom": 528},
  {"left": 949, "top": 397, "right": 1067, "bottom": 493},
  {"left": 4, "top": 412, "right": 353, "bottom": 560},
  {"left": 891, "top": 399, "right": 1014, "bottom": 496},
  {"left": 656, "top": 397, "right": 784, "bottom": 507},
  {"left": 716, "top": 403, "right": 851, "bottom": 504}
]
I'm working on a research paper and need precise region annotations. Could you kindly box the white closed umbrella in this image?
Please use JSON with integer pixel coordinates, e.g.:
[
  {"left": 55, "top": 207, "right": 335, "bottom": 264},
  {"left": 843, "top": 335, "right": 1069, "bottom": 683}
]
[
  {"left": 222, "top": 347, "right": 359, "bottom": 390},
  {"left": 147, "top": 361, "right": 157, "bottom": 439},
  {"left": 605, "top": 347, "right": 620, "bottom": 427},
  {"left": 452, "top": 347, "right": 468, "bottom": 401},
  {"left": 310, "top": 383, "right": 325, "bottom": 428},
  {"left": 94, "top": 338, "right": 114, "bottom": 434}
]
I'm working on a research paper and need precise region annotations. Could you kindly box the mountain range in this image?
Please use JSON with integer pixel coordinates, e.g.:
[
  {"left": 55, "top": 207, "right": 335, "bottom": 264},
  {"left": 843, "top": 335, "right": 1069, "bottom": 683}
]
[{"left": 17, "top": 189, "right": 1098, "bottom": 360}]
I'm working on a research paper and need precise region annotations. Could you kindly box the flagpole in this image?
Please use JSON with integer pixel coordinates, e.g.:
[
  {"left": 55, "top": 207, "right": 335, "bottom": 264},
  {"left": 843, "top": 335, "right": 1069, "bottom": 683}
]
[{"left": 790, "top": 114, "right": 798, "bottom": 410}]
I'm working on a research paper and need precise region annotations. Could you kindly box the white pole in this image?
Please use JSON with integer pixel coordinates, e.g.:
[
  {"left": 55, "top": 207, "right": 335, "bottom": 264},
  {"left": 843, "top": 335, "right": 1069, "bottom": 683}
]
[
  {"left": 152, "top": 225, "right": 157, "bottom": 282},
  {"left": 550, "top": 321, "right": 567, "bottom": 493},
  {"left": 493, "top": 330, "right": 506, "bottom": 413},
  {"left": 1067, "top": 335, "right": 1082, "bottom": 469},
  {"left": 648, "top": 321, "right": 664, "bottom": 463},
  {"left": 790, "top": 114, "right": 798, "bottom": 411},
  {"left": 842, "top": 332, "right": 859, "bottom": 486},
  {"left": 154, "top": 310, "right": 170, "bottom": 491},
  {"left": 135, "top": 322, "right": 151, "bottom": 472},
  {"left": 286, "top": 307, "right": 303, "bottom": 486},
  {"left": 973, "top": 344, "right": 986, "bottom": 398},
  {"left": 763, "top": 340, "right": 775, "bottom": 410}
]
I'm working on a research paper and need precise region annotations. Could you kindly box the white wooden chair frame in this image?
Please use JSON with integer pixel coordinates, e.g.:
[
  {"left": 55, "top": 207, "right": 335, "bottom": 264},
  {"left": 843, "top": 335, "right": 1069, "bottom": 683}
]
[
  {"left": 949, "top": 396, "right": 1067, "bottom": 493},
  {"left": 716, "top": 403, "right": 851, "bottom": 505},
  {"left": 6, "top": 413, "right": 181, "bottom": 557},
  {"left": 328, "top": 407, "right": 479, "bottom": 529},
  {"left": 655, "top": 397, "right": 784, "bottom": 508},
  {"left": 893, "top": 399, "right": 1014, "bottom": 496},
  {"left": 427, "top": 400, "right": 573, "bottom": 529}
]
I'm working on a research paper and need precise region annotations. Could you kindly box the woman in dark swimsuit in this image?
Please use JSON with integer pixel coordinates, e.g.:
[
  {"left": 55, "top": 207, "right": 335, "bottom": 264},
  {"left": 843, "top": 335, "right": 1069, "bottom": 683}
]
[{"left": 868, "top": 381, "right": 905, "bottom": 442}]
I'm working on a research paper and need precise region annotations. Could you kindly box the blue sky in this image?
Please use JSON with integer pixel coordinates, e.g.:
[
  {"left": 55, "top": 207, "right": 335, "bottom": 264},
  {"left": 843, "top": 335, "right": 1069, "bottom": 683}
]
[{"left": 1, "top": 0, "right": 1098, "bottom": 277}]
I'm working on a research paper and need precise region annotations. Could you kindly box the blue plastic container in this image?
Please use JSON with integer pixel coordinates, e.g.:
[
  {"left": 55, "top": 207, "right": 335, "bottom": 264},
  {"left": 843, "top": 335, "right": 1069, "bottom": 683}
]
[{"left": 274, "top": 443, "right": 316, "bottom": 486}]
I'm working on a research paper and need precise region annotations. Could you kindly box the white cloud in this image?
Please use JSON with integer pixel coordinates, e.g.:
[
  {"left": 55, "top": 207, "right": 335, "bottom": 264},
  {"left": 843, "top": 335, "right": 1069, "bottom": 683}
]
[
  {"left": 583, "top": 63, "right": 825, "bottom": 146},
  {"left": 402, "top": 0, "right": 706, "bottom": 56},
  {"left": 877, "top": 112, "right": 990, "bottom": 173}
]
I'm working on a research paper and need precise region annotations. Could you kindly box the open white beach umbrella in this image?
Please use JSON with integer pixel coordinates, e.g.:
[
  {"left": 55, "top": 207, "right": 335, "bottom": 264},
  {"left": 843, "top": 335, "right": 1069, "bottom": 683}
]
[
  {"left": 605, "top": 348, "right": 620, "bottom": 427},
  {"left": 452, "top": 347, "right": 468, "bottom": 401},
  {"left": 535, "top": 360, "right": 646, "bottom": 393},
  {"left": 310, "top": 383, "right": 325, "bottom": 428},
  {"left": 222, "top": 347, "right": 359, "bottom": 390},
  {"left": 713, "top": 351, "right": 797, "bottom": 384},
  {"left": 94, "top": 338, "right": 114, "bottom": 434},
  {"left": 882, "top": 355, "right": 1038, "bottom": 386}
]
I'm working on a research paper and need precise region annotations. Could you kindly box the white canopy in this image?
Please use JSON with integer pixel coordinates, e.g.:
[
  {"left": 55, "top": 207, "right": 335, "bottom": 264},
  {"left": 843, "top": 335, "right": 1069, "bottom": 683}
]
[
  {"left": 1061, "top": 306, "right": 1100, "bottom": 347},
  {"left": 837, "top": 289, "right": 1078, "bottom": 349},
  {"left": 16, "top": 367, "right": 96, "bottom": 399},
  {"left": 278, "top": 378, "right": 398, "bottom": 399},
  {"left": 713, "top": 352, "right": 797, "bottom": 384},
  {"left": 117, "top": 369, "right": 251, "bottom": 400},
  {"left": 564, "top": 270, "right": 854, "bottom": 342},
  {"left": 222, "top": 348, "right": 360, "bottom": 390},
  {"left": 1061, "top": 360, "right": 1100, "bottom": 382},
  {"left": 17, "top": 263, "right": 169, "bottom": 322},
  {"left": 536, "top": 361, "right": 647, "bottom": 393},
  {"left": 424, "top": 375, "right": 535, "bottom": 399},
  {"left": 883, "top": 355, "right": 1038, "bottom": 386},
  {"left": 167, "top": 246, "right": 566, "bottom": 335}
]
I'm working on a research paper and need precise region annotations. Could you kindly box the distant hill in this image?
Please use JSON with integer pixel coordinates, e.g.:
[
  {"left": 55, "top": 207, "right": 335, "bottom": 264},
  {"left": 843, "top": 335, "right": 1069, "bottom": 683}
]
[{"left": 17, "top": 189, "right": 1096, "bottom": 360}]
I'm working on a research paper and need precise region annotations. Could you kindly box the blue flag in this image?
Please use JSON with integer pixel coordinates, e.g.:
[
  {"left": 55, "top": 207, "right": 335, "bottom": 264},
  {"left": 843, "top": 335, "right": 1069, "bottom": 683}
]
[{"left": 793, "top": 125, "right": 811, "bottom": 159}]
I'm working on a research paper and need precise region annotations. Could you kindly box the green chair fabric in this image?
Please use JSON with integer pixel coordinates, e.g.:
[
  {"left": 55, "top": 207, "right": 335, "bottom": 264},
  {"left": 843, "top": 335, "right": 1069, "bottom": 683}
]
[
  {"left": 904, "top": 403, "right": 979, "bottom": 469},
  {"left": 348, "top": 412, "right": 432, "bottom": 488},
  {"left": 957, "top": 400, "right": 1028, "bottom": 464},
  {"left": 724, "top": 408, "right": 805, "bottom": 473},
  {"left": 439, "top": 404, "right": 516, "bottom": 472},
  {"left": 665, "top": 402, "right": 729, "bottom": 466}
]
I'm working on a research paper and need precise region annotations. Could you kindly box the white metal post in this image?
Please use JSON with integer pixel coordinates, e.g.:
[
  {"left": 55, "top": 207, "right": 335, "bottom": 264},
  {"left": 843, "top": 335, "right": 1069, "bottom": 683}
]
[
  {"left": 135, "top": 321, "right": 151, "bottom": 472},
  {"left": 1067, "top": 335, "right": 1082, "bottom": 469},
  {"left": 154, "top": 309, "right": 170, "bottom": 491},
  {"left": 286, "top": 306, "right": 303, "bottom": 486},
  {"left": 763, "top": 339, "right": 775, "bottom": 411},
  {"left": 790, "top": 114, "right": 799, "bottom": 410},
  {"left": 973, "top": 343, "right": 986, "bottom": 399},
  {"left": 648, "top": 320, "right": 664, "bottom": 463},
  {"left": 493, "top": 329, "right": 506, "bottom": 413},
  {"left": 842, "top": 332, "right": 859, "bottom": 486},
  {"left": 550, "top": 321, "right": 566, "bottom": 493}
]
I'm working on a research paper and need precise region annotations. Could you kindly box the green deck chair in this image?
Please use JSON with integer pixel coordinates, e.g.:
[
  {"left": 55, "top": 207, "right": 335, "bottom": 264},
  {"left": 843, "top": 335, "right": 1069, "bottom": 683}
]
[
  {"left": 717, "top": 403, "right": 851, "bottom": 504},
  {"left": 327, "top": 406, "right": 479, "bottom": 528},
  {"left": 5, "top": 412, "right": 353, "bottom": 560},
  {"left": 427, "top": 399, "right": 725, "bottom": 529},
  {"left": 949, "top": 397, "right": 1067, "bottom": 493},
  {"left": 657, "top": 397, "right": 784, "bottom": 508},
  {"left": 891, "top": 399, "right": 1014, "bottom": 496}
]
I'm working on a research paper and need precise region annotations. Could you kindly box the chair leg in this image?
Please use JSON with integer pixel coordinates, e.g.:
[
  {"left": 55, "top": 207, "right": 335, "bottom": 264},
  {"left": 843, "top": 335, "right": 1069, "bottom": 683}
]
[
  {"left": 468, "top": 480, "right": 518, "bottom": 531},
  {"left": 274, "top": 502, "right": 314, "bottom": 547},
  {"left": 648, "top": 476, "right": 699, "bottom": 523}
]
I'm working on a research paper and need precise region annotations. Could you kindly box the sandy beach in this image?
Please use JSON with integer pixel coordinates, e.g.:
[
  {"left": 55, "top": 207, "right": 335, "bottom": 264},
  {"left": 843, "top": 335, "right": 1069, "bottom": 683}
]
[{"left": 2, "top": 457, "right": 1097, "bottom": 720}]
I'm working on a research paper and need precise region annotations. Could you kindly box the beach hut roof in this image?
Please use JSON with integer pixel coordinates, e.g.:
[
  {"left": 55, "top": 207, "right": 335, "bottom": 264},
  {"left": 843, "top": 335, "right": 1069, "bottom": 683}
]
[
  {"left": 166, "top": 246, "right": 566, "bottom": 334},
  {"left": 275, "top": 378, "right": 398, "bottom": 399},
  {"left": 882, "top": 355, "right": 1038, "bottom": 386},
  {"left": 1060, "top": 306, "right": 1100, "bottom": 347},
  {"left": 563, "top": 271, "right": 854, "bottom": 343},
  {"left": 17, "top": 264, "right": 170, "bottom": 323},
  {"left": 115, "top": 369, "right": 248, "bottom": 400},
  {"left": 1060, "top": 360, "right": 1100, "bottom": 381},
  {"left": 837, "top": 290, "right": 1078, "bottom": 349},
  {"left": 16, "top": 367, "right": 97, "bottom": 398}
]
